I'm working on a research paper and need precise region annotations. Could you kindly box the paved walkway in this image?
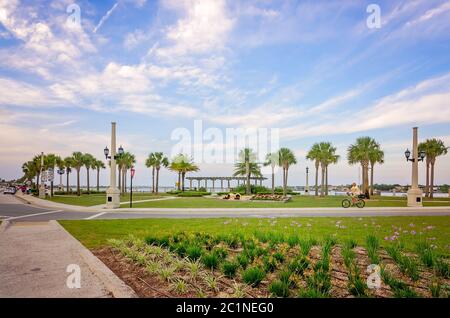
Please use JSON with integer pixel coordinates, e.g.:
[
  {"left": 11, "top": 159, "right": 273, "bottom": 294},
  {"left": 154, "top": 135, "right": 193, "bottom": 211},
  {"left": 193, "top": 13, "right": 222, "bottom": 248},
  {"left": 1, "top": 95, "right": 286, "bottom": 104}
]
[{"left": 0, "top": 220, "right": 136, "bottom": 298}]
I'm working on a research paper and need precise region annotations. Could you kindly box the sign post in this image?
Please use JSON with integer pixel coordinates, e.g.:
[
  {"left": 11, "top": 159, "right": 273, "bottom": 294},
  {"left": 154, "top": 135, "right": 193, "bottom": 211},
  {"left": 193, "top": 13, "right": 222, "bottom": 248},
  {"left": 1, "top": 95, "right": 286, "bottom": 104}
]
[{"left": 130, "top": 167, "right": 135, "bottom": 208}]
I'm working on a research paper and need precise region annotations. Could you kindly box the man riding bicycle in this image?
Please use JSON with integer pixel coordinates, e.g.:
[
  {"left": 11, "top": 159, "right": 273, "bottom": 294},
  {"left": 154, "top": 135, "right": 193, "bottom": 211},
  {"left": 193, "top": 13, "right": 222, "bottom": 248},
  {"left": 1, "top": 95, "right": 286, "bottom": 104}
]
[{"left": 349, "top": 182, "right": 361, "bottom": 204}]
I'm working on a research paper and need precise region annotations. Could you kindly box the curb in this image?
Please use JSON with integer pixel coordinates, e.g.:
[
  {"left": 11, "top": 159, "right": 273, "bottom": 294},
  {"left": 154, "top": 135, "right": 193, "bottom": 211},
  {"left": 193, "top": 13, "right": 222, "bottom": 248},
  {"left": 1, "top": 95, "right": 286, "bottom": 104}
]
[
  {"left": 14, "top": 194, "right": 32, "bottom": 205},
  {"left": 50, "top": 221, "right": 137, "bottom": 298}
]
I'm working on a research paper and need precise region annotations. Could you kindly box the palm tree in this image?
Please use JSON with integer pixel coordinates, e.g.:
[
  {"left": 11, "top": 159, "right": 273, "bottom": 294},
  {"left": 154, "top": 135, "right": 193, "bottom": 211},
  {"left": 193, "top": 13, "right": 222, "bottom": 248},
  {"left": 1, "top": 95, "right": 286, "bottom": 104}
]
[
  {"left": 170, "top": 154, "right": 199, "bottom": 191},
  {"left": 32, "top": 153, "right": 45, "bottom": 190},
  {"left": 82, "top": 153, "right": 95, "bottom": 194},
  {"left": 45, "top": 153, "right": 61, "bottom": 197},
  {"left": 153, "top": 152, "right": 169, "bottom": 193},
  {"left": 63, "top": 156, "right": 73, "bottom": 193},
  {"left": 71, "top": 152, "right": 84, "bottom": 196},
  {"left": 347, "top": 137, "right": 379, "bottom": 199},
  {"left": 316, "top": 142, "right": 339, "bottom": 196},
  {"left": 234, "top": 148, "right": 260, "bottom": 195},
  {"left": 120, "top": 152, "right": 136, "bottom": 193},
  {"left": 306, "top": 144, "right": 322, "bottom": 196},
  {"left": 22, "top": 160, "right": 38, "bottom": 185},
  {"left": 368, "top": 145, "right": 384, "bottom": 196},
  {"left": 145, "top": 153, "right": 156, "bottom": 193},
  {"left": 93, "top": 159, "right": 105, "bottom": 192},
  {"left": 278, "top": 147, "right": 297, "bottom": 197},
  {"left": 419, "top": 139, "right": 448, "bottom": 198},
  {"left": 264, "top": 152, "right": 278, "bottom": 195},
  {"left": 419, "top": 141, "right": 432, "bottom": 197}
]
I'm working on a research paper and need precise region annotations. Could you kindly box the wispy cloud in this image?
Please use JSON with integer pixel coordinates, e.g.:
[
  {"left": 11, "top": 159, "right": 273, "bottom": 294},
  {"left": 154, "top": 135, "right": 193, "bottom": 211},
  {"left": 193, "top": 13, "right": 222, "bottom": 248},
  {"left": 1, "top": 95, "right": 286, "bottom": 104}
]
[{"left": 93, "top": 2, "right": 119, "bottom": 33}]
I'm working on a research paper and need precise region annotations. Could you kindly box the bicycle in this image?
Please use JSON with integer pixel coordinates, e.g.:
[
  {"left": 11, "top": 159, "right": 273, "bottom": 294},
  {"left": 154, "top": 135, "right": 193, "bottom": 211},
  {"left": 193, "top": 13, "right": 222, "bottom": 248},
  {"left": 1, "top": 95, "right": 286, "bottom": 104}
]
[{"left": 342, "top": 193, "right": 366, "bottom": 208}]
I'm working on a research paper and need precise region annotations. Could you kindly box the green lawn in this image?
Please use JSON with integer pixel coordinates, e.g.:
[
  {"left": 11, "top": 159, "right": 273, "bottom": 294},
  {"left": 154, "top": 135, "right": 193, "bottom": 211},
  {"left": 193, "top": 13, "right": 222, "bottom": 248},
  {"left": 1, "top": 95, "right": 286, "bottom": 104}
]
[
  {"left": 46, "top": 193, "right": 450, "bottom": 208},
  {"left": 60, "top": 215, "right": 450, "bottom": 257},
  {"left": 46, "top": 193, "right": 165, "bottom": 207}
]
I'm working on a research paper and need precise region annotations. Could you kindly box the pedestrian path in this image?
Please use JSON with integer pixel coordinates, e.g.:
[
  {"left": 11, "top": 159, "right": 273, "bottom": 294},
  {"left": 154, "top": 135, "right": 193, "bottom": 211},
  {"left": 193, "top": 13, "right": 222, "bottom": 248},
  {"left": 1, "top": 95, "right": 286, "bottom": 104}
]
[{"left": 0, "top": 220, "right": 136, "bottom": 297}]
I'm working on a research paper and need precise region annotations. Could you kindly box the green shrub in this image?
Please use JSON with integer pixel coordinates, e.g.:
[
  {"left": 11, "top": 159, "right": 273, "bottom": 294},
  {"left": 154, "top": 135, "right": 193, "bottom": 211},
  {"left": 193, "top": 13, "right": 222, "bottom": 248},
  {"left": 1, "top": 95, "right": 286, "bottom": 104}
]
[
  {"left": 263, "top": 255, "right": 278, "bottom": 272},
  {"left": 237, "top": 254, "right": 250, "bottom": 269},
  {"left": 288, "top": 256, "right": 309, "bottom": 275},
  {"left": 416, "top": 242, "right": 435, "bottom": 268},
  {"left": 366, "top": 235, "right": 380, "bottom": 264},
  {"left": 306, "top": 270, "right": 331, "bottom": 295},
  {"left": 222, "top": 261, "right": 239, "bottom": 278},
  {"left": 212, "top": 247, "right": 228, "bottom": 260},
  {"left": 273, "top": 252, "right": 285, "bottom": 263},
  {"left": 201, "top": 252, "right": 219, "bottom": 269},
  {"left": 177, "top": 191, "right": 211, "bottom": 197},
  {"left": 145, "top": 235, "right": 169, "bottom": 247},
  {"left": 269, "top": 280, "right": 290, "bottom": 297},
  {"left": 434, "top": 258, "right": 450, "bottom": 279},
  {"left": 242, "top": 267, "right": 266, "bottom": 287},
  {"left": 186, "top": 245, "right": 203, "bottom": 261}
]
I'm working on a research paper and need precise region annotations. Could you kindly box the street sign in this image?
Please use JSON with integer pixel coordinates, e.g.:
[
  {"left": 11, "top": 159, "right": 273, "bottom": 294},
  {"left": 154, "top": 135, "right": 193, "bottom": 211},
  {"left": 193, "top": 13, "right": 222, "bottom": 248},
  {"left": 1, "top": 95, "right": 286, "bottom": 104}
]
[{"left": 47, "top": 168, "right": 54, "bottom": 181}]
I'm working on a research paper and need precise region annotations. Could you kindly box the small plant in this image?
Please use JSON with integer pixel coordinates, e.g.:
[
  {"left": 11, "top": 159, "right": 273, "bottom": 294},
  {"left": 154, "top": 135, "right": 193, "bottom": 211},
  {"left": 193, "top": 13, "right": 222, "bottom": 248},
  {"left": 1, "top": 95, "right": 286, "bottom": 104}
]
[
  {"left": 434, "top": 258, "right": 450, "bottom": 279},
  {"left": 232, "top": 282, "right": 247, "bottom": 298},
  {"left": 212, "top": 247, "right": 228, "bottom": 260},
  {"left": 287, "top": 235, "right": 299, "bottom": 247},
  {"left": 201, "top": 252, "right": 219, "bottom": 269},
  {"left": 306, "top": 270, "right": 331, "bottom": 295},
  {"left": 186, "top": 245, "right": 203, "bottom": 261},
  {"left": 263, "top": 255, "right": 278, "bottom": 272},
  {"left": 366, "top": 235, "right": 380, "bottom": 264},
  {"left": 278, "top": 269, "right": 295, "bottom": 287},
  {"left": 298, "top": 288, "right": 328, "bottom": 298},
  {"left": 204, "top": 274, "right": 219, "bottom": 292},
  {"left": 380, "top": 267, "right": 418, "bottom": 298},
  {"left": 186, "top": 259, "right": 202, "bottom": 280},
  {"left": 416, "top": 241, "right": 435, "bottom": 268},
  {"left": 237, "top": 254, "right": 250, "bottom": 269},
  {"left": 386, "top": 244, "right": 420, "bottom": 281},
  {"left": 288, "top": 256, "right": 309, "bottom": 275},
  {"left": 242, "top": 266, "right": 266, "bottom": 287},
  {"left": 273, "top": 251, "right": 285, "bottom": 263},
  {"left": 299, "top": 239, "right": 313, "bottom": 257},
  {"left": 269, "top": 280, "right": 290, "bottom": 297},
  {"left": 171, "top": 279, "right": 188, "bottom": 294},
  {"left": 344, "top": 239, "right": 357, "bottom": 249},
  {"left": 158, "top": 267, "right": 176, "bottom": 282},
  {"left": 222, "top": 261, "right": 239, "bottom": 278},
  {"left": 429, "top": 279, "right": 442, "bottom": 298}
]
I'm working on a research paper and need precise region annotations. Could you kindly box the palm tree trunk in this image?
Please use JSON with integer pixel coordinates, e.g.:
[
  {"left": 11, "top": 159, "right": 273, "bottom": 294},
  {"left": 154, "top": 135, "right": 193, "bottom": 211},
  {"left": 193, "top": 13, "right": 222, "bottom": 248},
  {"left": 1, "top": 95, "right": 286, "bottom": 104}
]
[
  {"left": 123, "top": 170, "right": 126, "bottom": 193},
  {"left": 66, "top": 171, "right": 70, "bottom": 193},
  {"left": 370, "top": 163, "right": 374, "bottom": 196},
  {"left": 325, "top": 166, "right": 328, "bottom": 196},
  {"left": 246, "top": 162, "right": 251, "bottom": 195},
  {"left": 118, "top": 166, "right": 121, "bottom": 192},
  {"left": 284, "top": 167, "right": 289, "bottom": 196},
  {"left": 76, "top": 169, "right": 80, "bottom": 196},
  {"left": 363, "top": 164, "right": 370, "bottom": 198},
  {"left": 182, "top": 172, "right": 186, "bottom": 191},
  {"left": 50, "top": 181, "right": 54, "bottom": 197},
  {"left": 36, "top": 173, "right": 40, "bottom": 190},
  {"left": 425, "top": 160, "right": 430, "bottom": 197},
  {"left": 314, "top": 165, "right": 319, "bottom": 196},
  {"left": 156, "top": 168, "right": 160, "bottom": 193},
  {"left": 152, "top": 166, "right": 155, "bottom": 193},
  {"left": 96, "top": 168, "right": 100, "bottom": 192},
  {"left": 86, "top": 168, "right": 90, "bottom": 194},
  {"left": 320, "top": 166, "right": 325, "bottom": 197},
  {"left": 430, "top": 161, "right": 435, "bottom": 198},
  {"left": 271, "top": 165, "right": 275, "bottom": 195},
  {"left": 178, "top": 172, "right": 181, "bottom": 190}
]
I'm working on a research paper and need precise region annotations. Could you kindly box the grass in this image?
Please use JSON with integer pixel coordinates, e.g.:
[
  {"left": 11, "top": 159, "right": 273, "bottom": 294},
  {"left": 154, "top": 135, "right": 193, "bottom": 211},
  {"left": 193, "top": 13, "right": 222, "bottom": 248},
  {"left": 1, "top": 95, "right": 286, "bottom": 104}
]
[
  {"left": 60, "top": 216, "right": 450, "bottom": 257},
  {"left": 47, "top": 193, "right": 450, "bottom": 208},
  {"left": 242, "top": 266, "right": 266, "bottom": 287},
  {"left": 46, "top": 192, "right": 165, "bottom": 206}
]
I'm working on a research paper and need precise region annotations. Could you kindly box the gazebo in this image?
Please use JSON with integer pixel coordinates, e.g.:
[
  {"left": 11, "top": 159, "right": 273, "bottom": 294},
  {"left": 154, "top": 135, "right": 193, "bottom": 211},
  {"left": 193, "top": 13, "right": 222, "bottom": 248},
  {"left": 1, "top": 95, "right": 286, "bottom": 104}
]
[{"left": 185, "top": 176, "right": 267, "bottom": 192}]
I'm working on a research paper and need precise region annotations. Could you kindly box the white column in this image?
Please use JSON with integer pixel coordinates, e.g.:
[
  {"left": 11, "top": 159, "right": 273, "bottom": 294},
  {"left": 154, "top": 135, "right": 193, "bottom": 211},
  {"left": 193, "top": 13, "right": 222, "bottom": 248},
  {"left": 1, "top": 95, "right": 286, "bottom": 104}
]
[
  {"left": 106, "top": 122, "right": 120, "bottom": 208},
  {"left": 407, "top": 127, "right": 423, "bottom": 207}
]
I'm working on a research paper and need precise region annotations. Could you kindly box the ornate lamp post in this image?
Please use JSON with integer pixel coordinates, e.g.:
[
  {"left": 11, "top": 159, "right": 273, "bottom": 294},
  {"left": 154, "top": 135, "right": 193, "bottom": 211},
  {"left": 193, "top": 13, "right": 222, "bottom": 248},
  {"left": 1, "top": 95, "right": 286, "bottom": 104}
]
[
  {"left": 57, "top": 169, "right": 64, "bottom": 191},
  {"left": 104, "top": 122, "right": 124, "bottom": 208},
  {"left": 305, "top": 167, "right": 309, "bottom": 195},
  {"left": 405, "top": 127, "right": 425, "bottom": 207}
]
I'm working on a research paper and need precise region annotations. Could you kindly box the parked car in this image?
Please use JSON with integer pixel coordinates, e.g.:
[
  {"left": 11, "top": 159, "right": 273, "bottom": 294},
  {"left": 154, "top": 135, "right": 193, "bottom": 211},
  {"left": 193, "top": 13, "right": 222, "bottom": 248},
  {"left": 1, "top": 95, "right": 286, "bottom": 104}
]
[{"left": 3, "top": 187, "right": 17, "bottom": 195}]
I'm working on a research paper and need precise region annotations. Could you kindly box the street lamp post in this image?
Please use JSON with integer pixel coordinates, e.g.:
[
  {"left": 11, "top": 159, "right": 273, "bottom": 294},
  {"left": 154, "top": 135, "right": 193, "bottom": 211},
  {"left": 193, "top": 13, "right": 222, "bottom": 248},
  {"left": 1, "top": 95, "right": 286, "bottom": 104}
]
[
  {"left": 130, "top": 166, "right": 135, "bottom": 208},
  {"left": 57, "top": 169, "right": 64, "bottom": 191},
  {"left": 305, "top": 167, "right": 309, "bottom": 195},
  {"left": 104, "top": 122, "right": 124, "bottom": 209},
  {"left": 405, "top": 127, "right": 425, "bottom": 207}
]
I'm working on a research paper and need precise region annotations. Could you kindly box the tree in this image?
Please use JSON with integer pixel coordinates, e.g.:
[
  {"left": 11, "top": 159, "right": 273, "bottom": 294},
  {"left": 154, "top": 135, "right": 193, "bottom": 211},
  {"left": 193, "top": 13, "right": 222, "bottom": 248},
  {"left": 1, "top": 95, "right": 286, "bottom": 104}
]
[
  {"left": 120, "top": 152, "right": 136, "bottom": 193},
  {"left": 32, "top": 153, "right": 45, "bottom": 190},
  {"left": 71, "top": 152, "right": 84, "bottom": 196},
  {"left": 277, "top": 148, "right": 297, "bottom": 197},
  {"left": 21, "top": 160, "right": 38, "bottom": 184},
  {"left": 170, "top": 154, "right": 199, "bottom": 191},
  {"left": 368, "top": 145, "right": 384, "bottom": 196},
  {"left": 45, "top": 153, "right": 61, "bottom": 197},
  {"left": 347, "top": 137, "right": 379, "bottom": 199},
  {"left": 316, "top": 142, "right": 339, "bottom": 196},
  {"left": 419, "top": 139, "right": 448, "bottom": 198},
  {"left": 93, "top": 159, "right": 105, "bottom": 192},
  {"left": 63, "top": 156, "right": 73, "bottom": 193},
  {"left": 233, "top": 148, "right": 260, "bottom": 195},
  {"left": 145, "top": 153, "right": 156, "bottom": 193},
  {"left": 153, "top": 152, "right": 169, "bottom": 193},
  {"left": 306, "top": 144, "right": 322, "bottom": 196},
  {"left": 264, "top": 152, "right": 279, "bottom": 195},
  {"left": 82, "top": 153, "right": 95, "bottom": 194}
]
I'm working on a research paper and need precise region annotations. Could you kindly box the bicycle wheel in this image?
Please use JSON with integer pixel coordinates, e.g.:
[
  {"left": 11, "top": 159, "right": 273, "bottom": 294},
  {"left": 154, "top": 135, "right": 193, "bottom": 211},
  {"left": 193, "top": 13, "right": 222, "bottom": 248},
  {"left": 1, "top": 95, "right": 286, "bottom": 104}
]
[
  {"left": 356, "top": 199, "right": 365, "bottom": 208},
  {"left": 342, "top": 199, "right": 351, "bottom": 208}
]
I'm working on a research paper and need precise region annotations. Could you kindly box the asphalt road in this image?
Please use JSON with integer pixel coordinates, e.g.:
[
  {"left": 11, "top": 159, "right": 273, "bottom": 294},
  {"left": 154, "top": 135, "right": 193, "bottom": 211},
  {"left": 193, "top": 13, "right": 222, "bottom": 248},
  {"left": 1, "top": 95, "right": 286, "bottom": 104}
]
[{"left": 1, "top": 194, "right": 450, "bottom": 222}]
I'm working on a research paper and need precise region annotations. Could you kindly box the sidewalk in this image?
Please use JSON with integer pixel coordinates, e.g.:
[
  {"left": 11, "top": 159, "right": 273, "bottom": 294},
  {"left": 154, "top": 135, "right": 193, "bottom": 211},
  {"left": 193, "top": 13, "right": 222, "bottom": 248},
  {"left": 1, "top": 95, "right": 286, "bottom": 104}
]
[{"left": 0, "top": 220, "right": 136, "bottom": 298}]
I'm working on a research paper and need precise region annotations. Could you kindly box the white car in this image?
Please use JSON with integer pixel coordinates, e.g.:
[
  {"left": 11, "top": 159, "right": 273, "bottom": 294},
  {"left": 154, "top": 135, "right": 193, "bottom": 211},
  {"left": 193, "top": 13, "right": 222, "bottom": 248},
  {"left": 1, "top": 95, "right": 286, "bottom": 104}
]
[{"left": 3, "top": 187, "right": 17, "bottom": 195}]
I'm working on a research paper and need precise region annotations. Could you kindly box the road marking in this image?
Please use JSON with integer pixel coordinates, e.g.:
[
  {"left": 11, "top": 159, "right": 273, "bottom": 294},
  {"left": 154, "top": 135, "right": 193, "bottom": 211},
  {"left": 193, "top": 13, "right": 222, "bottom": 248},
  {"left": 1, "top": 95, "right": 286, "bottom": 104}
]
[
  {"left": 5, "top": 210, "right": 62, "bottom": 221},
  {"left": 85, "top": 212, "right": 107, "bottom": 220}
]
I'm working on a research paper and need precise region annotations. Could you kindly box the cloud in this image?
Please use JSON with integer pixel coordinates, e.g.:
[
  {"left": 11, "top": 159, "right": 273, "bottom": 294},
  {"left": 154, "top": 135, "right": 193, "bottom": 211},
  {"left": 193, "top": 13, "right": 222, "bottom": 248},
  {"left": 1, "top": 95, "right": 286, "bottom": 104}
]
[{"left": 93, "top": 2, "right": 119, "bottom": 33}]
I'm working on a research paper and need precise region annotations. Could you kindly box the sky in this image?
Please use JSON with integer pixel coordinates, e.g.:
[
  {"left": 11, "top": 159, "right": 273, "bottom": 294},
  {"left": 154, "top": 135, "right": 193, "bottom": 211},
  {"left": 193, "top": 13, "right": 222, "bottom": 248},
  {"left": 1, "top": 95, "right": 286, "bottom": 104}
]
[{"left": 0, "top": 0, "right": 449, "bottom": 188}]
